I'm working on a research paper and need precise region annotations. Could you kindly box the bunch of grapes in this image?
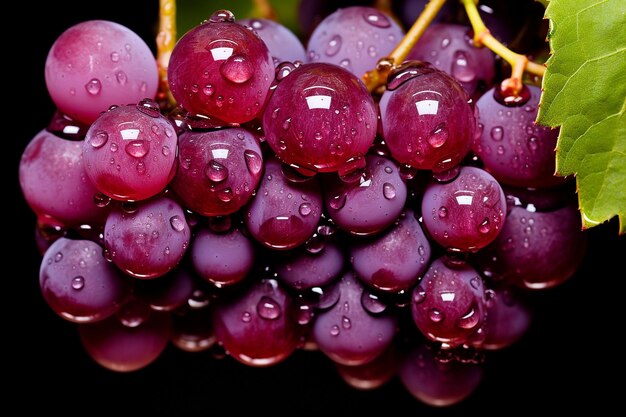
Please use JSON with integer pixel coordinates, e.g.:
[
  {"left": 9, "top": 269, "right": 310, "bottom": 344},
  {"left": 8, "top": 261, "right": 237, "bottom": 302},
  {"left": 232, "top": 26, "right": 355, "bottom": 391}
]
[{"left": 20, "top": 1, "right": 590, "bottom": 407}]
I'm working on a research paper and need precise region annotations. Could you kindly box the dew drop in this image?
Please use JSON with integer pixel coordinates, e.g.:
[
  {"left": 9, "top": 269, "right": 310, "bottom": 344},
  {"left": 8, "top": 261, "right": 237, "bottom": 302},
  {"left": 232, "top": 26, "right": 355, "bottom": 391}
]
[
  {"left": 470, "top": 276, "right": 482, "bottom": 290},
  {"left": 341, "top": 315, "right": 352, "bottom": 329},
  {"left": 203, "top": 84, "right": 215, "bottom": 96},
  {"left": 85, "top": 78, "right": 101, "bottom": 95},
  {"left": 54, "top": 252, "right": 63, "bottom": 262},
  {"left": 363, "top": 10, "right": 391, "bottom": 28},
  {"left": 161, "top": 146, "right": 170, "bottom": 156},
  {"left": 110, "top": 143, "right": 118, "bottom": 153},
  {"left": 299, "top": 202, "right": 312, "bottom": 216},
  {"left": 125, "top": 140, "right": 150, "bottom": 158},
  {"left": 314, "top": 132, "right": 323, "bottom": 141},
  {"left": 441, "top": 37, "right": 451, "bottom": 48},
  {"left": 329, "top": 193, "right": 347, "bottom": 210},
  {"left": 137, "top": 98, "right": 161, "bottom": 117},
  {"left": 209, "top": 9, "right": 235, "bottom": 23},
  {"left": 383, "top": 183, "right": 396, "bottom": 200},
  {"left": 490, "top": 126, "right": 504, "bottom": 141},
  {"left": 71, "top": 276, "right": 85, "bottom": 290},
  {"left": 316, "top": 284, "right": 340, "bottom": 310},
  {"left": 367, "top": 45, "right": 377, "bottom": 57},
  {"left": 456, "top": 305, "right": 480, "bottom": 329},
  {"left": 116, "top": 71, "right": 127, "bottom": 85},
  {"left": 330, "top": 325, "right": 340, "bottom": 336},
  {"left": 217, "top": 188, "right": 233, "bottom": 202},
  {"left": 257, "top": 296, "right": 281, "bottom": 320},
  {"left": 136, "top": 161, "right": 146, "bottom": 174},
  {"left": 451, "top": 51, "right": 475, "bottom": 82},
  {"left": 90, "top": 131, "right": 108, "bottom": 148},
  {"left": 241, "top": 311, "right": 252, "bottom": 323},
  {"left": 428, "top": 308, "right": 443, "bottom": 322},
  {"left": 110, "top": 51, "right": 120, "bottom": 62},
  {"left": 325, "top": 35, "right": 342, "bottom": 56},
  {"left": 361, "top": 291, "right": 387, "bottom": 314},
  {"left": 478, "top": 218, "right": 491, "bottom": 234},
  {"left": 170, "top": 215, "right": 185, "bottom": 232},
  {"left": 93, "top": 192, "right": 111, "bottom": 208},
  {"left": 527, "top": 136, "right": 539, "bottom": 152},
  {"left": 438, "top": 206, "right": 448, "bottom": 218},
  {"left": 305, "top": 236, "right": 325, "bottom": 254},
  {"left": 282, "top": 118, "right": 291, "bottom": 130},
  {"left": 428, "top": 123, "right": 448, "bottom": 148},
  {"left": 205, "top": 160, "right": 228, "bottom": 183},
  {"left": 243, "top": 149, "right": 263, "bottom": 175},
  {"left": 220, "top": 54, "right": 254, "bottom": 84},
  {"left": 412, "top": 286, "right": 426, "bottom": 304}
]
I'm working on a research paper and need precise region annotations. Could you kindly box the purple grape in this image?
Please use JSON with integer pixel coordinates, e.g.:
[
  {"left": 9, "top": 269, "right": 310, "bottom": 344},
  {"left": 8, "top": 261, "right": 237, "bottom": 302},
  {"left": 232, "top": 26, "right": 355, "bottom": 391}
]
[
  {"left": 45, "top": 20, "right": 158, "bottom": 125},
  {"left": 306, "top": 6, "right": 405, "bottom": 78},
  {"left": 104, "top": 197, "right": 190, "bottom": 279},
  {"left": 168, "top": 11, "right": 274, "bottom": 124},
  {"left": 79, "top": 310, "right": 171, "bottom": 372},
  {"left": 406, "top": 23, "right": 496, "bottom": 97},
  {"left": 392, "top": 0, "right": 458, "bottom": 29},
  {"left": 135, "top": 267, "right": 195, "bottom": 312},
  {"left": 481, "top": 286, "right": 532, "bottom": 350},
  {"left": 19, "top": 130, "right": 110, "bottom": 228},
  {"left": 379, "top": 61, "right": 475, "bottom": 173},
  {"left": 82, "top": 100, "right": 177, "bottom": 202},
  {"left": 323, "top": 154, "right": 407, "bottom": 235},
  {"left": 312, "top": 271, "right": 397, "bottom": 366},
  {"left": 274, "top": 240, "right": 345, "bottom": 290},
  {"left": 421, "top": 166, "right": 507, "bottom": 251},
  {"left": 335, "top": 344, "right": 399, "bottom": 390},
  {"left": 473, "top": 85, "right": 565, "bottom": 188},
  {"left": 244, "top": 158, "right": 323, "bottom": 250},
  {"left": 262, "top": 63, "right": 377, "bottom": 173},
  {"left": 39, "top": 237, "right": 129, "bottom": 323},
  {"left": 350, "top": 209, "right": 431, "bottom": 292},
  {"left": 410, "top": 257, "right": 486, "bottom": 347},
  {"left": 171, "top": 306, "right": 217, "bottom": 352},
  {"left": 47, "top": 110, "right": 90, "bottom": 140},
  {"left": 170, "top": 127, "right": 263, "bottom": 216},
  {"left": 399, "top": 344, "right": 483, "bottom": 406},
  {"left": 191, "top": 226, "right": 256, "bottom": 288},
  {"left": 474, "top": 203, "right": 587, "bottom": 289},
  {"left": 298, "top": 0, "right": 365, "bottom": 36},
  {"left": 237, "top": 18, "right": 306, "bottom": 65},
  {"left": 212, "top": 278, "right": 302, "bottom": 366}
]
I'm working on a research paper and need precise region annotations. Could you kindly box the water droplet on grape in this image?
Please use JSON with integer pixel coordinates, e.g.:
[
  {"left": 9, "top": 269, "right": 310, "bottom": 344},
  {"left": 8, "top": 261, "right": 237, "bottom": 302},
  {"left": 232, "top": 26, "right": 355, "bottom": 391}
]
[
  {"left": 93, "top": 192, "right": 111, "bottom": 208},
  {"left": 413, "top": 286, "right": 426, "bottom": 304},
  {"left": 428, "top": 123, "right": 448, "bottom": 148},
  {"left": 257, "top": 296, "right": 281, "bottom": 320},
  {"left": 363, "top": 10, "right": 391, "bottom": 28},
  {"left": 329, "top": 193, "right": 347, "bottom": 210},
  {"left": 90, "top": 131, "right": 108, "bottom": 148},
  {"left": 470, "top": 276, "right": 481, "bottom": 290},
  {"left": 330, "top": 325, "right": 340, "bottom": 336},
  {"left": 110, "top": 51, "right": 120, "bottom": 62},
  {"left": 136, "top": 161, "right": 146, "bottom": 174},
  {"left": 209, "top": 9, "right": 235, "bottom": 23},
  {"left": 497, "top": 145, "right": 505, "bottom": 155},
  {"left": 316, "top": 283, "right": 340, "bottom": 310},
  {"left": 361, "top": 291, "right": 387, "bottom": 314},
  {"left": 125, "top": 140, "right": 150, "bottom": 158},
  {"left": 438, "top": 206, "right": 448, "bottom": 218},
  {"left": 217, "top": 188, "right": 233, "bottom": 202},
  {"left": 456, "top": 305, "right": 479, "bottom": 329},
  {"left": 527, "top": 136, "right": 539, "bottom": 152},
  {"left": 170, "top": 215, "right": 185, "bottom": 232},
  {"left": 325, "top": 35, "right": 342, "bottom": 56},
  {"left": 383, "top": 183, "right": 396, "bottom": 200},
  {"left": 441, "top": 37, "right": 451, "bottom": 48},
  {"left": 71, "top": 276, "right": 85, "bottom": 290},
  {"left": 341, "top": 315, "right": 352, "bottom": 329},
  {"left": 85, "top": 78, "right": 101, "bottom": 95},
  {"left": 137, "top": 98, "right": 161, "bottom": 117},
  {"left": 490, "top": 126, "right": 504, "bottom": 141},
  {"left": 478, "top": 218, "right": 491, "bottom": 234},
  {"left": 116, "top": 71, "right": 127, "bottom": 85},
  {"left": 299, "top": 203, "right": 312, "bottom": 216},
  {"left": 428, "top": 308, "right": 443, "bottom": 322},
  {"left": 451, "top": 50, "right": 476, "bottom": 82},
  {"left": 241, "top": 311, "right": 252, "bottom": 323},
  {"left": 205, "top": 160, "right": 228, "bottom": 183},
  {"left": 220, "top": 54, "right": 254, "bottom": 84},
  {"left": 54, "top": 252, "right": 63, "bottom": 262},
  {"left": 282, "top": 118, "right": 291, "bottom": 130}
]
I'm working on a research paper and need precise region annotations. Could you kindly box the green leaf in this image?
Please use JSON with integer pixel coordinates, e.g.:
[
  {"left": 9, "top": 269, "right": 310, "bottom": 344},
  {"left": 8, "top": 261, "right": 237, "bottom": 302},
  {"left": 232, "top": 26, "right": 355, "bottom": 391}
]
[{"left": 538, "top": 0, "right": 626, "bottom": 234}]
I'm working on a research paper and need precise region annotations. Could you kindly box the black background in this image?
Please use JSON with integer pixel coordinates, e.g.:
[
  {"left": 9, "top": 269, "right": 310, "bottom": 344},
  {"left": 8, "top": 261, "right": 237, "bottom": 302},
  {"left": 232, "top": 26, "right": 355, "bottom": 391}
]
[{"left": 10, "top": 1, "right": 625, "bottom": 414}]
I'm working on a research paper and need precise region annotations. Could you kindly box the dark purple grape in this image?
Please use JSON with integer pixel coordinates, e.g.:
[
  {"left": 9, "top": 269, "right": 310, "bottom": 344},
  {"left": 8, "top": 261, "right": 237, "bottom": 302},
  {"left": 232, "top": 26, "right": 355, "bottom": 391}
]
[
  {"left": 406, "top": 23, "right": 496, "bottom": 97},
  {"left": 79, "top": 311, "right": 171, "bottom": 372},
  {"left": 399, "top": 344, "right": 483, "bottom": 406},
  {"left": 411, "top": 257, "right": 486, "bottom": 347},
  {"left": 39, "top": 237, "right": 129, "bottom": 323},
  {"left": 481, "top": 286, "right": 532, "bottom": 350},
  {"left": 421, "top": 166, "right": 507, "bottom": 251},
  {"left": 474, "top": 203, "right": 587, "bottom": 289},
  {"left": 237, "top": 18, "right": 306, "bottom": 65},
  {"left": 298, "top": 0, "right": 365, "bottom": 36},
  {"left": 262, "top": 63, "right": 377, "bottom": 173},
  {"left": 45, "top": 20, "right": 158, "bottom": 124},
  {"left": 312, "top": 271, "right": 397, "bottom": 366},
  {"left": 135, "top": 267, "right": 194, "bottom": 311},
  {"left": 335, "top": 344, "right": 399, "bottom": 390},
  {"left": 473, "top": 85, "right": 564, "bottom": 188},
  {"left": 171, "top": 306, "right": 217, "bottom": 352},
  {"left": 212, "top": 278, "right": 302, "bottom": 366},
  {"left": 19, "top": 130, "right": 110, "bottom": 228},
  {"left": 191, "top": 226, "right": 256, "bottom": 288},
  {"left": 104, "top": 197, "right": 190, "bottom": 279},
  {"left": 244, "top": 158, "right": 323, "bottom": 250},
  {"left": 171, "top": 127, "right": 263, "bottom": 216},
  {"left": 323, "top": 154, "right": 407, "bottom": 235},
  {"left": 306, "top": 6, "right": 405, "bottom": 78},
  {"left": 168, "top": 11, "right": 274, "bottom": 124},
  {"left": 392, "top": 0, "right": 458, "bottom": 30},
  {"left": 379, "top": 61, "right": 475, "bottom": 172},
  {"left": 47, "top": 111, "right": 90, "bottom": 140},
  {"left": 274, "top": 240, "right": 344, "bottom": 290},
  {"left": 350, "top": 209, "right": 431, "bottom": 292},
  {"left": 82, "top": 101, "right": 177, "bottom": 202}
]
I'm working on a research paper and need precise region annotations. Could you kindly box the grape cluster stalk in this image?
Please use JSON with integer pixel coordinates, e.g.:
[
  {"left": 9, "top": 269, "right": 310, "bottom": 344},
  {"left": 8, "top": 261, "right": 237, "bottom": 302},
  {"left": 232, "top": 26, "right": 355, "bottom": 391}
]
[{"left": 20, "top": 0, "right": 593, "bottom": 407}]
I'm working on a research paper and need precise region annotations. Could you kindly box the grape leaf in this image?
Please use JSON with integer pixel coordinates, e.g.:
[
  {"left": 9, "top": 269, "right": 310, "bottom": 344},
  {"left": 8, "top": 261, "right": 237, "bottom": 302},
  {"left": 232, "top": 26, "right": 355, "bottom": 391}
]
[{"left": 538, "top": 0, "right": 626, "bottom": 234}]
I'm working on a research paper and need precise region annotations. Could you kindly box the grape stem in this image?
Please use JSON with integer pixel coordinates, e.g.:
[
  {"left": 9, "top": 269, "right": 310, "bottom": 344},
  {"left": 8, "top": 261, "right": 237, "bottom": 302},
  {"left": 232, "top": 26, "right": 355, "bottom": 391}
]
[
  {"left": 253, "top": 0, "right": 277, "bottom": 20},
  {"left": 156, "top": 0, "right": 177, "bottom": 108},
  {"left": 363, "top": 0, "right": 447, "bottom": 92},
  {"left": 461, "top": 0, "right": 545, "bottom": 95}
]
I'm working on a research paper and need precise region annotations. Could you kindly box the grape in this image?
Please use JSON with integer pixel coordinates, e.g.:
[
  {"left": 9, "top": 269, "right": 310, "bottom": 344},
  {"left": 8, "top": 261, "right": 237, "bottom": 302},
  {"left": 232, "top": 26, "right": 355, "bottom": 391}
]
[
  {"left": 411, "top": 257, "right": 486, "bottom": 347},
  {"left": 134, "top": 267, "right": 194, "bottom": 312},
  {"left": 481, "top": 285, "right": 532, "bottom": 350},
  {"left": 244, "top": 158, "right": 323, "bottom": 250},
  {"left": 47, "top": 111, "right": 90, "bottom": 140},
  {"left": 274, "top": 240, "right": 345, "bottom": 290},
  {"left": 297, "top": 0, "right": 365, "bottom": 36},
  {"left": 379, "top": 61, "right": 475, "bottom": 173},
  {"left": 191, "top": 226, "right": 256, "bottom": 288},
  {"left": 350, "top": 209, "right": 431, "bottom": 293},
  {"left": 104, "top": 197, "right": 190, "bottom": 279},
  {"left": 262, "top": 63, "right": 377, "bottom": 173},
  {"left": 212, "top": 278, "right": 302, "bottom": 366},
  {"left": 421, "top": 166, "right": 507, "bottom": 251},
  {"left": 82, "top": 100, "right": 177, "bottom": 202},
  {"left": 170, "top": 127, "right": 263, "bottom": 216},
  {"left": 406, "top": 23, "right": 496, "bottom": 97},
  {"left": 312, "top": 271, "right": 397, "bottom": 366},
  {"left": 45, "top": 20, "right": 158, "bottom": 124},
  {"left": 306, "top": 6, "right": 405, "bottom": 79},
  {"left": 474, "top": 203, "right": 587, "bottom": 289},
  {"left": 473, "top": 85, "right": 564, "bottom": 188},
  {"left": 39, "top": 237, "right": 129, "bottom": 323},
  {"left": 335, "top": 344, "right": 399, "bottom": 390},
  {"left": 323, "top": 154, "right": 407, "bottom": 235},
  {"left": 237, "top": 18, "right": 306, "bottom": 66},
  {"left": 167, "top": 11, "right": 274, "bottom": 124},
  {"left": 392, "top": 0, "right": 458, "bottom": 29},
  {"left": 399, "top": 344, "right": 483, "bottom": 407},
  {"left": 79, "top": 310, "right": 171, "bottom": 372},
  {"left": 19, "top": 129, "right": 110, "bottom": 228}
]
